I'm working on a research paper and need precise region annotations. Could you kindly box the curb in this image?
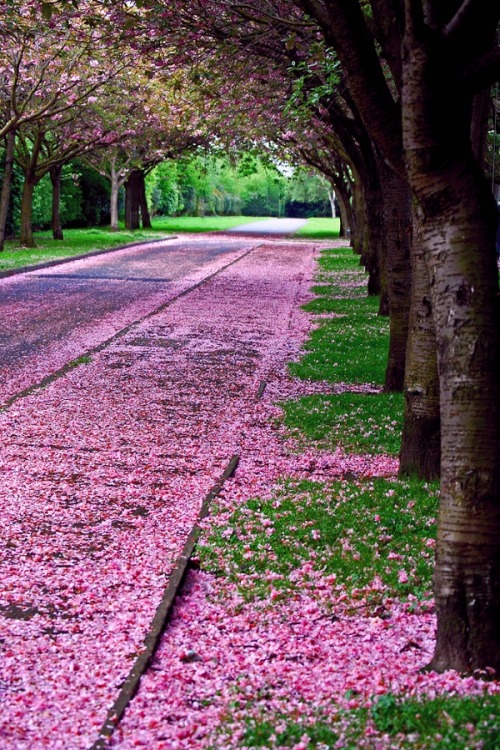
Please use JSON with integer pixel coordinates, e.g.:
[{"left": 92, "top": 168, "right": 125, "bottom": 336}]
[
  {"left": 90, "top": 455, "right": 240, "bottom": 750},
  {"left": 0, "top": 236, "right": 176, "bottom": 280}
]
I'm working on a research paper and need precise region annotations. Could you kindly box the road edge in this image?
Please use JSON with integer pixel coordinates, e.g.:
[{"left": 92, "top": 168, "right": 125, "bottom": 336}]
[{"left": 89, "top": 455, "right": 240, "bottom": 750}]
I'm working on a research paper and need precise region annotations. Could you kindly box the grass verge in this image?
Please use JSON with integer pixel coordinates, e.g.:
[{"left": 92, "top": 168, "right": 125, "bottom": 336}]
[
  {"left": 295, "top": 217, "right": 341, "bottom": 239},
  {"left": 199, "top": 476, "right": 438, "bottom": 606},
  {"left": 200, "top": 244, "right": 499, "bottom": 748}
]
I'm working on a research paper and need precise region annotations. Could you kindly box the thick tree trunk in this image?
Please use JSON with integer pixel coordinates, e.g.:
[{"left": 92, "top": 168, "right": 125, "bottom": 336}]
[
  {"left": 0, "top": 130, "right": 15, "bottom": 251},
  {"left": 50, "top": 164, "right": 64, "bottom": 240},
  {"left": 399, "top": 204, "right": 440, "bottom": 479},
  {"left": 403, "top": 9, "right": 500, "bottom": 673},
  {"left": 425, "top": 179, "right": 500, "bottom": 674},
  {"left": 138, "top": 170, "right": 152, "bottom": 229},
  {"left": 379, "top": 160, "right": 412, "bottom": 392},
  {"left": 19, "top": 171, "right": 38, "bottom": 248},
  {"left": 125, "top": 169, "right": 141, "bottom": 230}
]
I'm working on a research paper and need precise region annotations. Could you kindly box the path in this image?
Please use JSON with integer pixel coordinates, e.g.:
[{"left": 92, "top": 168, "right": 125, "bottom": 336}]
[
  {"left": 0, "top": 235, "right": 260, "bottom": 406},
  {"left": 226, "top": 218, "right": 307, "bottom": 234},
  {"left": 0, "top": 239, "right": 319, "bottom": 749}
]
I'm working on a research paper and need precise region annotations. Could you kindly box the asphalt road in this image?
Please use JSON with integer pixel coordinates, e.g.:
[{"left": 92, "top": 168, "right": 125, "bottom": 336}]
[
  {"left": 226, "top": 217, "right": 307, "bottom": 234},
  {"left": 0, "top": 234, "right": 261, "bottom": 404}
]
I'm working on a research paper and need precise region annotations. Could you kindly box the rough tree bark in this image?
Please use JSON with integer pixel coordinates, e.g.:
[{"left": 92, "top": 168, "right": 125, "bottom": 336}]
[
  {"left": 379, "top": 159, "right": 412, "bottom": 391},
  {"left": 399, "top": 204, "right": 440, "bottom": 479},
  {"left": 0, "top": 130, "right": 15, "bottom": 251},
  {"left": 403, "top": 0, "right": 500, "bottom": 672}
]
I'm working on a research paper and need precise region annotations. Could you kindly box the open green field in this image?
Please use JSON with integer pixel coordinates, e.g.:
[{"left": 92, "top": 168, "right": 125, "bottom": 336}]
[{"left": 0, "top": 215, "right": 340, "bottom": 273}]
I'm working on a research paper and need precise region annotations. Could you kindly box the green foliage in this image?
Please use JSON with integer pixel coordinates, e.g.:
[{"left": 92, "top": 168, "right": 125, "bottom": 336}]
[
  {"left": 242, "top": 714, "right": 340, "bottom": 747},
  {"left": 146, "top": 150, "right": 289, "bottom": 218}
]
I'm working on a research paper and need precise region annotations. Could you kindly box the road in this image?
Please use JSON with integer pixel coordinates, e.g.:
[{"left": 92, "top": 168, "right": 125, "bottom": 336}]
[
  {"left": 0, "top": 234, "right": 262, "bottom": 405},
  {"left": 0, "top": 236, "right": 318, "bottom": 749},
  {"left": 226, "top": 217, "right": 307, "bottom": 234}
]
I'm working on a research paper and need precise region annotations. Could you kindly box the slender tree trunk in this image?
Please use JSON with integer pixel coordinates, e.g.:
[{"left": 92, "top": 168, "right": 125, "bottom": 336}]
[
  {"left": 50, "top": 164, "right": 64, "bottom": 240},
  {"left": 362, "top": 179, "right": 385, "bottom": 298},
  {"left": 399, "top": 204, "right": 440, "bottom": 479},
  {"left": 0, "top": 130, "right": 15, "bottom": 251},
  {"left": 125, "top": 169, "right": 141, "bottom": 230},
  {"left": 138, "top": 170, "right": 152, "bottom": 229},
  {"left": 403, "top": 9, "right": 500, "bottom": 673},
  {"left": 19, "top": 171, "right": 38, "bottom": 248},
  {"left": 379, "top": 160, "right": 412, "bottom": 392},
  {"left": 349, "top": 181, "right": 364, "bottom": 255},
  {"left": 110, "top": 166, "right": 120, "bottom": 231},
  {"left": 327, "top": 187, "right": 337, "bottom": 218},
  {"left": 335, "top": 187, "right": 350, "bottom": 239}
]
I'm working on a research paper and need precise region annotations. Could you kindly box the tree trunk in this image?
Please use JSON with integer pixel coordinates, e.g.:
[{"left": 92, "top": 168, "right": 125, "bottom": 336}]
[
  {"left": 19, "top": 171, "right": 38, "bottom": 248},
  {"left": 399, "top": 204, "right": 440, "bottom": 479},
  {"left": 50, "top": 164, "right": 64, "bottom": 240},
  {"left": 403, "top": 8, "right": 500, "bottom": 673},
  {"left": 110, "top": 166, "right": 120, "bottom": 231},
  {"left": 379, "top": 160, "right": 412, "bottom": 392},
  {"left": 335, "top": 187, "right": 350, "bottom": 239},
  {"left": 138, "top": 170, "right": 152, "bottom": 229},
  {"left": 0, "top": 130, "right": 15, "bottom": 251},
  {"left": 125, "top": 169, "right": 141, "bottom": 230},
  {"left": 349, "top": 180, "right": 364, "bottom": 255},
  {"left": 327, "top": 187, "right": 337, "bottom": 218},
  {"left": 362, "top": 179, "right": 385, "bottom": 298}
]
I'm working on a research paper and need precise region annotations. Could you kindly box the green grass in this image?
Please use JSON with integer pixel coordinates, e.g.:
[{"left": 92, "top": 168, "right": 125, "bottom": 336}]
[
  {"left": 295, "top": 217, "right": 341, "bottom": 239},
  {"left": 199, "top": 477, "right": 438, "bottom": 606},
  {"left": 367, "top": 693, "right": 500, "bottom": 749},
  {"left": 0, "top": 216, "right": 341, "bottom": 273},
  {"left": 289, "top": 248, "right": 389, "bottom": 386},
  {"left": 289, "top": 309, "right": 389, "bottom": 386},
  {"left": 0, "top": 226, "right": 168, "bottom": 272},
  {"left": 150, "top": 215, "right": 270, "bottom": 233},
  {"left": 282, "top": 392, "right": 404, "bottom": 455},
  {"left": 238, "top": 693, "right": 500, "bottom": 749}
]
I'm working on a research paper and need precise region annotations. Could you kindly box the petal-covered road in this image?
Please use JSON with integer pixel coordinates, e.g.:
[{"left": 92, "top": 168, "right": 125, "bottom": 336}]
[
  {"left": 0, "top": 239, "right": 322, "bottom": 748},
  {"left": 0, "top": 235, "right": 260, "bottom": 405}
]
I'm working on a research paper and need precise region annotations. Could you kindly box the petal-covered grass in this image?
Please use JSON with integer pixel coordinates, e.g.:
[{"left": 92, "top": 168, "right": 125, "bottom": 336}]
[
  {"left": 282, "top": 392, "right": 404, "bottom": 455},
  {"left": 199, "top": 476, "right": 438, "bottom": 606}
]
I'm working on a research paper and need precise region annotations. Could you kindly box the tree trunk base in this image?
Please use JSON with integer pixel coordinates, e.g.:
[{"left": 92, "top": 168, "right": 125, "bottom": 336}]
[{"left": 399, "top": 415, "right": 440, "bottom": 480}]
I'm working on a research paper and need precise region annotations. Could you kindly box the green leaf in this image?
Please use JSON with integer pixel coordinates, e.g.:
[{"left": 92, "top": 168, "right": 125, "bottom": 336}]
[{"left": 41, "top": 3, "right": 53, "bottom": 20}]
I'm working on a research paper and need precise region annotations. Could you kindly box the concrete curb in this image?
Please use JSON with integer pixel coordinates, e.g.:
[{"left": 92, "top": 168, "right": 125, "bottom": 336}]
[
  {"left": 90, "top": 455, "right": 240, "bottom": 750},
  {"left": 0, "top": 236, "right": 175, "bottom": 280}
]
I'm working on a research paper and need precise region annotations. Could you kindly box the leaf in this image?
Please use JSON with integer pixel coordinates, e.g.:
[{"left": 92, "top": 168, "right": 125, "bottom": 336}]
[{"left": 41, "top": 2, "right": 53, "bottom": 20}]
